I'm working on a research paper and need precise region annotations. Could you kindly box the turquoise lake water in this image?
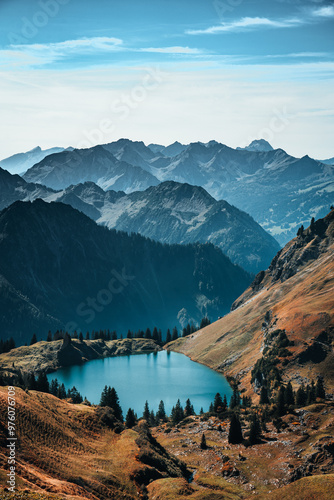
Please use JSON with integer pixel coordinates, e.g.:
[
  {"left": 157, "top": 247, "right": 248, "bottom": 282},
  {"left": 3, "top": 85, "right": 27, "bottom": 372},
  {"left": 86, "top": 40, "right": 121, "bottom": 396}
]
[{"left": 47, "top": 350, "right": 232, "bottom": 416}]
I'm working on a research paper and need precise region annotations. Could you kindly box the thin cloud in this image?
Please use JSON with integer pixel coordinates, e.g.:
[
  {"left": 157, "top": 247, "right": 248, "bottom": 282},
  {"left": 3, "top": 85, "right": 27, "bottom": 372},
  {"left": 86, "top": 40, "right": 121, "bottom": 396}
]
[
  {"left": 186, "top": 16, "right": 303, "bottom": 35},
  {"left": 312, "top": 5, "right": 334, "bottom": 17},
  {"left": 139, "top": 46, "right": 203, "bottom": 55}
]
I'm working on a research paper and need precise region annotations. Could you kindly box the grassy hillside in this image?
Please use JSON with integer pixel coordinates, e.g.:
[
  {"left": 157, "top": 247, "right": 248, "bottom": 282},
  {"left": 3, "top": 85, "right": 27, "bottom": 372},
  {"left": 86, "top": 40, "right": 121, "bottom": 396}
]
[{"left": 170, "top": 211, "right": 334, "bottom": 398}]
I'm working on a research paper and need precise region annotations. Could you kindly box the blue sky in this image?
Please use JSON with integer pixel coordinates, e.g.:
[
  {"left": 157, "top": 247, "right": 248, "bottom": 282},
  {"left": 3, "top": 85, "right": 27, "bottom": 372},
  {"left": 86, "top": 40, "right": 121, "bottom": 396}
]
[{"left": 0, "top": 0, "right": 333, "bottom": 159}]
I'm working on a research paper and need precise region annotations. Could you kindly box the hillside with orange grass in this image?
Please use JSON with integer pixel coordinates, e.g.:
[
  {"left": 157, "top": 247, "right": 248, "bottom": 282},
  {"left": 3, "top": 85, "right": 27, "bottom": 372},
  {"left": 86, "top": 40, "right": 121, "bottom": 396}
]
[
  {"left": 0, "top": 387, "right": 190, "bottom": 499},
  {"left": 170, "top": 210, "right": 334, "bottom": 398}
]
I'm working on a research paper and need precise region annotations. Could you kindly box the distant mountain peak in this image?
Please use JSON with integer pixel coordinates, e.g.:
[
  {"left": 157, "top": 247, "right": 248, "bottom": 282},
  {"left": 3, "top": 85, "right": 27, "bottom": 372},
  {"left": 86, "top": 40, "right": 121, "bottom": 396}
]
[{"left": 239, "top": 139, "right": 274, "bottom": 152}]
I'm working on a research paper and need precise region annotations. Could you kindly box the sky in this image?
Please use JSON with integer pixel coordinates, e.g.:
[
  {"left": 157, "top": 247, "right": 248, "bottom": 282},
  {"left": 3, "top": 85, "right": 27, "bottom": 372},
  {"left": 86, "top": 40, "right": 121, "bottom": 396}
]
[{"left": 0, "top": 0, "right": 333, "bottom": 160}]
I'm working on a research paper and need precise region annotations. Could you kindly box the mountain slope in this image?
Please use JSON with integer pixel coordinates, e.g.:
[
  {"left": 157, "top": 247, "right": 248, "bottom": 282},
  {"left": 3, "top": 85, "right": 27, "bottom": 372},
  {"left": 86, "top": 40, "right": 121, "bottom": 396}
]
[
  {"left": 171, "top": 210, "right": 334, "bottom": 397},
  {"left": 23, "top": 145, "right": 160, "bottom": 192},
  {"left": 0, "top": 146, "right": 67, "bottom": 175},
  {"left": 152, "top": 142, "right": 334, "bottom": 245},
  {"left": 96, "top": 181, "right": 280, "bottom": 274},
  {"left": 0, "top": 200, "right": 251, "bottom": 344},
  {"left": 0, "top": 167, "right": 56, "bottom": 210}
]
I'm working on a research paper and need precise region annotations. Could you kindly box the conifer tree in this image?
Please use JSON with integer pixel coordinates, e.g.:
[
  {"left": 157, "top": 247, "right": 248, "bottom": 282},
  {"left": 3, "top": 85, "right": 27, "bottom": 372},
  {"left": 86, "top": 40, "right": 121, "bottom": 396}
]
[
  {"left": 109, "top": 387, "right": 123, "bottom": 421},
  {"left": 248, "top": 413, "right": 262, "bottom": 445},
  {"left": 200, "top": 433, "right": 207, "bottom": 450},
  {"left": 46, "top": 330, "right": 52, "bottom": 342},
  {"left": 172, "top": 327, "right": 178, "bottom": 341},
  {"left": 228, "top": 413, "right": 243, "bottom": 444},
  {"left": 285, "top": 381, "right": 295, "bottom": 407},
  {"left": 171, "top": 399, "right": 184, "bottom": 425},
  {"left": 166, "top": 329, "right": 172, "bottom": 344},
  {"left": 229, "top": 386, "right": 241, "bottom": 409},
  {"left": 157, "top": 400, "right": 166, "bottom": 421},
  {"left": 49, "top": 378, "right": 59, "bottom": 396},
  {"left": 143, "top": 400, "right": 150, "bottom": 422},
  {"left": 30, "top": 333, "right": 38, "bottom": 345},
  {"left": 184, "top": 398, "right": 195, "bottom": 417},
  {"left": 79, "top": 332, "right": 84, "bottom": 342},
  {"left": 36, "top": 372, "right": 49, "bottom": 393},
  {"left": 213, "top": 393, "right": 223, "bottom": 414},
  {"left": 316, "top": 376, "right": 326, "bottom": 399},
  {"left": 125, "top": 408, "right": 137, "bottom": 428},
  {"left": 296, "top": 384, "right": 307, "bottom": 407},
  {"left": 276, "top": 386, "right": 286, "bottom": 416},
  {"left": 259, "top": 386, "right": 270, "bottom": 405}
]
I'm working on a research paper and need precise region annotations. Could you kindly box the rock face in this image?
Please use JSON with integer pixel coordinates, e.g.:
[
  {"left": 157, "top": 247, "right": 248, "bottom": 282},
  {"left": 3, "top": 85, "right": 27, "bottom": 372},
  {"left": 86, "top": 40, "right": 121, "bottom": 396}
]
[
  {"left": 170, "top": 210, "right": 334, "bottom": 397},
  {"left": 0, "top": 199, "right": 251, "bottom": 343}
]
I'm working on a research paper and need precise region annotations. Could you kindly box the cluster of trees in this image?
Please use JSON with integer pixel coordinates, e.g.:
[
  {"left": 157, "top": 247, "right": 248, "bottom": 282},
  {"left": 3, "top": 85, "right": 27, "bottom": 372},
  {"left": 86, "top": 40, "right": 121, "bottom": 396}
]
[
  {"left": 41, "top": 317, "right": 211, "bottom": 346},
  {"left": 0, "top": 337, "right": 16, "bottom": 354},
  {"left": 25, "top": 373, "right": 84, "bottom": 404}
]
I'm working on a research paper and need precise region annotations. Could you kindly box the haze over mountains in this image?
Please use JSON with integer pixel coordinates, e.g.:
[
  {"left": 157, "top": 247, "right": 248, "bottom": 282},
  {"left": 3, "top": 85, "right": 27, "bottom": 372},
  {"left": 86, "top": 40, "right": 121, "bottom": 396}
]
[
  {"left": 0, "top": 199, "right": 251, "bottom": 344},
  {"left": 0, "top": 167, "right": 279, "bottom": 274},
  {"left": 19, "top": 138, "right": 334, "bottom": 245}
]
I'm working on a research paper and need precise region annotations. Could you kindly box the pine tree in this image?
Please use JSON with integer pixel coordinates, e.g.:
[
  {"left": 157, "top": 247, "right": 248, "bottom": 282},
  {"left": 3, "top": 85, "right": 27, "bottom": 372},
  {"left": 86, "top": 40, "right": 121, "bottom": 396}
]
[
  {"left": 79, "top": 332, "right": 84, "bottom": 342},
  {"left": 316, "top": 376, "right": 326, "bottom": 399},
  {"left": 125, "top": 408, "right": 137, "bottom": 428},
  {"left": 157, "top": 400, "right": 166, "bottom": 421},
  {"left": 296, "top": 384, "right": 307, "bottom": 406},
  {"left": 228, "top": 413, "right": 243, "bottom": 444},
  {"left": 276, "top": 386, "right": 286, "bottom": 416},
  {"left": 152, "top": 327, "right": 159, "bottom": 342},
  {"left": 171, "top": 399, "right": 184, "bottom": 425},
  {"left": 259, "top": 386, "right": 270, "bottom": 405},
  {"left": 46, "top": 330, "right": 52, "bottom": 342},
  {"left": 109, "top": 387, "right": 123, "bottom": 421},
  {"left": 307, "top": 380, "right": 316, "bottom": 404},
  {"left": 200, "top": 433, "right": 207, "bottom": 450},
  {"left": 36, "top": 372, "right": 49, "bottom": 393},
  {"left": 248, "top": 413, "right": 262, "bottom": 445},
  {"left": 150, "top": 410, "right": 156, "bottom": 426},
  {"left": 166, "top": 329, "right": 172, "bottom": 344},
  {"left": 30, "top": 333, "right": 38, "bottom": 346},
  {"left": 213, "top": 393, "right": 223, "bottom": 414},
  {"left": 143, "top": 400, "right": 150, "bottom": 422},
  {"left": 184, "top": 398, "right": 195, "bottom": 417},
  {"left": 57, "top": 383, "right": 67, "bottom": 399},
  {"left": 145, "top": 328, "right": 152, "bottom": 340},
  {"left": 127, "top": 330, "right": 133, "bottom": 339},
  {"left": 172, "top": 327, "right": 178, "bottom": 341},
  {"left": 49, "top": 378, "right": 59, "bottom": 396},
  {"left": 229, "top": 386, "right": 241, "bottom": 409},
  {"left": 85, "top": 332, "right": 90, "bottom": 340},
  {"left": 285, "top": 381, "right": 295, "bottom": 407}
]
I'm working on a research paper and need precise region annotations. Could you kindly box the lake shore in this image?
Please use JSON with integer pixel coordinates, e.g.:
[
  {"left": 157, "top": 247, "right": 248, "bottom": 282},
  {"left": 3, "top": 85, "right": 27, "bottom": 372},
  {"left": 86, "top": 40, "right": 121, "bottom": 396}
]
[{"left": 0, "top": 338, "right": 161, "bottom": 385}]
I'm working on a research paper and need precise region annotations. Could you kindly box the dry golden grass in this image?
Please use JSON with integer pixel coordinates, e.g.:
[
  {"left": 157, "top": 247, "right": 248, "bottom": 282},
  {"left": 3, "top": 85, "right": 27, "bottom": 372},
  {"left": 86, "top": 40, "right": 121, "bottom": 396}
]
[{"left": 171, "top": 243, "right": 334, "bottom": 398}]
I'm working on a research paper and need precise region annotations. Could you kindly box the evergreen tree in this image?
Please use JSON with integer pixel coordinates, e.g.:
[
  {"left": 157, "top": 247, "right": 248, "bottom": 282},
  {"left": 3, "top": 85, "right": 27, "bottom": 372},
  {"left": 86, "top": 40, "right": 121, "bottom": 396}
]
[
  {"left": 259, "top": 386, "right": 270, "bottom": 405},
  {"left": 46, "top": 330, "right": 53, "bottom": 342},
  {"left": 229, "top": 386, "right": 241, "bottom": 409},
  {"left": 36, "top": 372, "right": 49, "bottom": 393},
  {"left": 27, "top": 373, "right": 37, "bottom": 391},
  {"left": 276, "top": 386, "right": 286, "bottom": 417},
  {"left": 296, "top": 384, "right": 307, "bottom": 407},
  {"left": 285, "top": 381, "right": 295, "bottom": 407},
  {"left": 157, "top": 400, "right": 166, "bottom": 421},
  {"left": 222, "top": 394, "right": 228, "bottom": 411},
  {"left": 248, "top": 413, "right": 262, "bottom": 445},
  {"left": 57, "top": 383, "right": 67, "bottom": 399},
  {"left": 213, "top": 393, "right": 223, "bottom": 414},
  {"left": 199, "top": 407, "right": 204, "bottom": 415},
  {"left": 184, "top": 398, "right": 195, "bottom": 417},
  {"left": 112, "top": 331, "right": 117, "bottom": 340},
  {"left": 200, "top": 317, "right": 210, "bottom": 329},
  {"left": 85, "top": 332, "right": 90, "bottom": 340},
  {"left": 200, "top": 433, "right": 207, "bottom": 450},
  {"left": 150, "top": 410, "right": 156, "bottom": 426},
  {"left": 172, "top": 327, "right": 178, "bottom": 341},
  {"left": 49, "top": 378, "right": 59, "bottom": 396},
  {"left": 307, "top": 380, "right": 316, "bottom": 404},
  {"left": 152, "top": 327, "right": 159, "bottom": 342},
  {"left": 143, "top": 400, "right": 150, "bottom": 422},
  {"left": 127, "top": 330, "right": 133, "bottom": 339},
  {"left": 145, "top": 328, "right": 152, "bottom": 340},
  {"left": 67, "top": 386, "right": 83, "bottom": 404},
  {"left": 125, "top": 408, "right": 137, "bottom": 428},
  {"left": 109, "top": 387, "right": 123, "bottom": 421},
  {"left": 30, "top": 333, "right": 38, "bottom": 346},
  {"left": 228, "top": 413, "right": 243, "bottom": 444},
  {"left": 171, "top": 399, "right": 184, "bottom": 425},
  {"left": 79, "top": 332, "right": 84, "bottom": 342},
  {"left": 166, "top": 329, "right": 172, "bottom": 344},
  {"left": 316, "top": 377, "right": 326, "bottom": 399}
]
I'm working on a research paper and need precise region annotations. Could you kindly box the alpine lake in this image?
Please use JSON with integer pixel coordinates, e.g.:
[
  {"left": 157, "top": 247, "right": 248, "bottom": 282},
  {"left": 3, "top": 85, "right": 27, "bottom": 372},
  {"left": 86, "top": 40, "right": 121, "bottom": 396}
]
[{"left": 47, "top": 350, "right": 232, "bottom": 415}]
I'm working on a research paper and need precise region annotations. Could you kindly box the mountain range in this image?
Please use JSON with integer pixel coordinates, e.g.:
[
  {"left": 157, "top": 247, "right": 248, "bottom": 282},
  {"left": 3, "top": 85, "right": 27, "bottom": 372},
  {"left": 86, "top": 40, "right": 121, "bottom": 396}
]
[
  {"left": 20, "top": 139, "right": 334, "bottom": 245},
  {"left": 0, "top": 168, "right": 279, "bottom": 274},
  {"left": 0, "top": 146, "right": 69, "bottom": 175},
  {"left": 0, "top": 199, "right": 251, "bottom": 344}
]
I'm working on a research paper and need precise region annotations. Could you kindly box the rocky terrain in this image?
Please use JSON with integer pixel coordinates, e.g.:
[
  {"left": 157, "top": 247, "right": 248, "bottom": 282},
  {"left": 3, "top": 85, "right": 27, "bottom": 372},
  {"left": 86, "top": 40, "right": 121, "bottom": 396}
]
[{"left": 170, "top": 210, "right": 334, "bottom": 398}]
